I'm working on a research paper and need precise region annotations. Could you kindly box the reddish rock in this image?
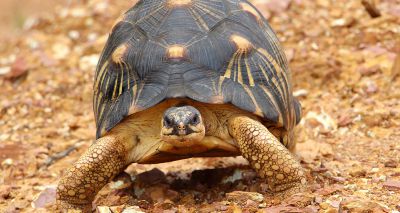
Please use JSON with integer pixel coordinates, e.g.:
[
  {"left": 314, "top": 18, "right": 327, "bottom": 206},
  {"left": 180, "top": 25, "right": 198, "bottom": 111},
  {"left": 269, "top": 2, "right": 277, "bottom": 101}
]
[{"left": 383, "top": 180, "right": 400, "bottom": 191}]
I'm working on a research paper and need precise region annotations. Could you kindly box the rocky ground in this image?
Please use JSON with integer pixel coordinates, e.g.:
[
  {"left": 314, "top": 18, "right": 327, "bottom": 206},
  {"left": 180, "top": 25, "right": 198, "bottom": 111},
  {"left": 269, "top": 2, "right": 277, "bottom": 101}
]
[{"left": 0, "top": 0, "right": 399, "bottom": 212}]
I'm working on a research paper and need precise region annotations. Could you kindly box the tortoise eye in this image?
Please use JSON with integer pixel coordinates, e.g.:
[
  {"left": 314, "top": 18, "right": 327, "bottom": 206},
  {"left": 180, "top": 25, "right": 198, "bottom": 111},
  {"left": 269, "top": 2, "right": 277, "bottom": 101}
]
[
  {"left": 163, "top": 116, "right": 173, "bottom": 127},
  {"left": 191, "top": 114, "right": 200, "bottom": 125}
]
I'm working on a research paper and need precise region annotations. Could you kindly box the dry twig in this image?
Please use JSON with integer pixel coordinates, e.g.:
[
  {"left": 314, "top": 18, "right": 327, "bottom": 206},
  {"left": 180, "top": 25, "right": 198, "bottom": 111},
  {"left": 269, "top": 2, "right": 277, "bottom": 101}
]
[{"left": 361, "top": 0, "right": 381, "bottom": 18}]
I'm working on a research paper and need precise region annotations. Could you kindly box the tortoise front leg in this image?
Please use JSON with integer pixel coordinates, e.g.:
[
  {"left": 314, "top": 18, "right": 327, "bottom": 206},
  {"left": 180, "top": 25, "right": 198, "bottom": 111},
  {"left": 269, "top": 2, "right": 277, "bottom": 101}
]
[
  {"left": 228, "top": 116, "right": 307, "bottom": 196},
  {"left": 56, "top": 135, "right": 130, "bottom": 212}
]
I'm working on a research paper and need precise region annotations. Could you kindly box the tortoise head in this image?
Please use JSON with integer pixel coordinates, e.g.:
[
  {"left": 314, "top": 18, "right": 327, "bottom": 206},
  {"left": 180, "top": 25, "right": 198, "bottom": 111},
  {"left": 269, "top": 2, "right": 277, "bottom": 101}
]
[{"left": 161, "top": 105, "right": 205, "bottom": 146}]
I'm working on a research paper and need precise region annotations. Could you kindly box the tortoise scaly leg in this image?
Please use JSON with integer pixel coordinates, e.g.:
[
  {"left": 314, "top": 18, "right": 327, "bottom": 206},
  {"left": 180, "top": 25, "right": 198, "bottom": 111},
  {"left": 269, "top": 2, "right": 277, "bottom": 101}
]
[
  {"left": 228, "top": 116, "right": 307, "bottom": 196},
  {"left": 56, "top": 135, "right": 129, "bottom": 212}
]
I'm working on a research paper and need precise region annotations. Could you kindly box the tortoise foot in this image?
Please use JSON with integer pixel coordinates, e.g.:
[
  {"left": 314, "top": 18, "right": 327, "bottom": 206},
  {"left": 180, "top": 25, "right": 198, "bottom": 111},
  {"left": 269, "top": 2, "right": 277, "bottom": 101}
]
[
  {"left": 56, "top": 135, "right": 129, "bottom": 212},
  {"left": 228, "top": 115, "right": 307, "bottom": 197}
]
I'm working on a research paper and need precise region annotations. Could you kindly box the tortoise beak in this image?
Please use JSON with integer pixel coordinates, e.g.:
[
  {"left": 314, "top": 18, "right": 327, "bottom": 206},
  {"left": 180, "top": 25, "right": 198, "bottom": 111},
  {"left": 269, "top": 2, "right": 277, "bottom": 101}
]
[
  {"left": 172, "top": 122, "right": 197, "bottom": 136},
  {"left": 177, "top": 122, "right": 187, "bottom": 136}
]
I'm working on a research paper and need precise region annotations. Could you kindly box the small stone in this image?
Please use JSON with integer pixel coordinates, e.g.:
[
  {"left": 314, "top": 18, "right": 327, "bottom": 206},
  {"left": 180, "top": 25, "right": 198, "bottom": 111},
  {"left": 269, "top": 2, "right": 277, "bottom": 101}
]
[
  {"left": 244, "top": 199, "right": 258, "bottom": 208},
  {"left": 222, "top": 169, "right": 244, "bottom": 184},
  {"left": 337, "top": 114, "right": 353, "bottom": 127},
  {"left": 1, "top": 158, "right": 13, "bottom": 167},
  {"left": 383, "top": 180, "right": 400, "bottom": 191},
  {"left": 378, "top": 175, "right": 387, "bottom": 182},
  {"left": 340, "top": 198, "right": 388, "bottom": 212},
  {"left": 364, "top": 81, "right": 378, "bottom": 94},
  {"left": 384, "top": 160, "right": 397, "bottom": 168},
  {"left": 370, "top": 168, "right": 379, "bottom": 173},
  {"left": 226, "top": 191, "right": 264, "bottom": 204},
  {"left": 293, "top": 89, "right": 309, "bottom": 98},
  {"left": 357, "top": 65, "right": 381, "bottom": 76},
  {"left": 109, "top": 205, "right": 125, "bottom": 213},
  {"left": 122, "top": 206, "right": 145, "bottom": 213},
  {"left": 52, "top": 43, "right": 71, "bottom": 60},
  {"left": 5, "top": 57, "right": 30, "bottom": 81},
  {"left": 0, "top": 66, "right": 11, "bottom": 75},
  {"left": 68, "top": 30, "right": 80, "bottom": 40},
  {"left": 142, "top": 186, "right": 172, "bottom": 203},
  {"left": 111, "top": 172, "right": 132, "bottom": 190},
  {"left": 31, "top": 185, "right": 57, "bottom": 209},
  {"left": 319, "top": 202, "right": 338, "bottom": 213},
  {"left": 286, "top": 193, "right": 314, "bottom": 208},
  {"left": 79, "top": 54, "right": 99, "bottom": 71},
  {"left": 97, "top": 206, "right": 112, "bottom": 213},
  {"left": 349, "top": 165, "right": 366, "bottom": 177},
  {"left": 0, "top": 185, "right": 12, "bottom": 200},
  {"left": 330, "top": 17, "right": 355, "bottom": 27},
  {"left": 315, "top": 185, "right": 342, "bottom": 196},
  {"left": 258, "top": 202, "right": 267, "bottom": 208}
]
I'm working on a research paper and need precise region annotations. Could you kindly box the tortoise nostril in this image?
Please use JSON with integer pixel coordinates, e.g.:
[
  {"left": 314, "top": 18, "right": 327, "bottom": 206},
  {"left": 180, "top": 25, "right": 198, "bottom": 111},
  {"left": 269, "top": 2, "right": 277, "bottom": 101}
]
[{"left": 177, "top": 122, "right": 185, "bottom": 130}]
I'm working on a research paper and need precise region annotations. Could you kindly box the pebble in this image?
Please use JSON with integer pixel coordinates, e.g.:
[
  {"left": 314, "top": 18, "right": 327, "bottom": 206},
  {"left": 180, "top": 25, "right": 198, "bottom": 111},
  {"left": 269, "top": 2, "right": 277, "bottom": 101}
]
[
  {"left": 110, "top": 172, "right": 132, "bottom": 190},
  {"left": 226, "top": 191, "right": 264, "bottom": 204},
  {"left": 371, "top": 168, "right": 380, "bottom": 173},
  {"left": 68, "top": 30, "right": 80, "bottom": 40},
  {"left": 0, "top": 66, "right": 11, "bottom": 75},
  {"left": 31, "top": 185, "right": 57, "bottom": 209},
  {"left": 383, "top": 180, "right": 400, "bottom": 191},
  {"left": 293, "top": 89, "right": 309, "bottom": 97},
  {"left": 79, "top": 54, "right": 99, "bottom": 71},
  {"left": 122, "top": 206, "right": 145, "bottom": 213},
  {"left": 1, "top": 158, "right": 13, "bottom": 167},
  {"left": 52, "top": 43, "right": 71, "bottom": 60},
  {"left": 340, "top": 198, "right": 389, "bottom": 212},
  {"left": 384, "top": 160, "right": 398, "bottom": 168},
  {"left": 349, "top": 165, "right": 367, "bottom": 177}
]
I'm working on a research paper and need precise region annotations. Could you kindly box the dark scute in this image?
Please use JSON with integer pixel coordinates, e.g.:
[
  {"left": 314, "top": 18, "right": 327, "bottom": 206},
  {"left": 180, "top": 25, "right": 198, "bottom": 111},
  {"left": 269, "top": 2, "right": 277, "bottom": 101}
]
[
  {"left": 230, "top": 83, "right": 256, "bottom": 113},
  {"left": 189, "top": 0, "right": 228, "bottom": 30},
  {"left": 133, "top": 0, "right": 166, "bottom": 22},
  {"left": 101, "top": 91, "right": 133, "bottom": 138},
  {"left": 184, "top": 77, "right": 223, "bottom": 103},
  {"left": 252, "top": 51, "right": 288, "bottom": 121},
  {"left": 135, "top": 7, "right": 171, "bottom": 37},
  {"left": 161, "top": 30, "right": 205, "bottom": 47},
  {"left": 136, "top": 69, "right": 170, "bottom": 108},
  {"left": 227, "top": 9, "right": 290, "bottom": 75},
  {"left": 293, "top": 98, "right": 302, "bottom": 124},
  {"left": 188, "top": 33, "right": 235, "bottom": 72},
  {"left": 98, "top": 22, "right": 135, "bottom": 66},
  {"left": 128, "top": 40, "right": 164, "bottom": 79},
  {"left": 253, "top": 86, "right": 280, "bottom": 123},
  {"left": 227, "top": 12, "right": 268, "bottom": 46},
  {"left": 156, "top": 8, "right": 203, "bottom": 35},
  {"left": 100, "top": 64, "right": 127, "bottom": 99}
]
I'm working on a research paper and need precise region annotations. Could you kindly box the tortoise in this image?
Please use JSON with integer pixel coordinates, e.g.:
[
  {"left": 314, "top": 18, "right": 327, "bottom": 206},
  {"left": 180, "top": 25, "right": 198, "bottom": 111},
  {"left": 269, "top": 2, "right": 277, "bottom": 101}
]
[{"left": 57, "top": 0, "right": 306, "bottom": 211}]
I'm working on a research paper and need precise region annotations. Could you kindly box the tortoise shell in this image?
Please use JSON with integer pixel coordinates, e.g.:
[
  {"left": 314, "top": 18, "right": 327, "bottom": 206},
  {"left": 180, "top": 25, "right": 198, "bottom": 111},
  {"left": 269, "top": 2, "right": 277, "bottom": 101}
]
[{"left": 93, "top": 0, "right": 302, "bottom": 140}]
